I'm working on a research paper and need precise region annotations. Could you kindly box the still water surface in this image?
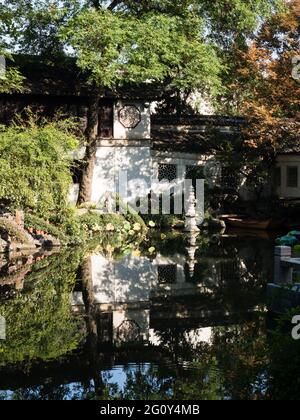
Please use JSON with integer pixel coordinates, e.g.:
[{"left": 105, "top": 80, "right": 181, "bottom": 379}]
[{"left": 0, "top": 230, "right": 298, "bottom": 400}]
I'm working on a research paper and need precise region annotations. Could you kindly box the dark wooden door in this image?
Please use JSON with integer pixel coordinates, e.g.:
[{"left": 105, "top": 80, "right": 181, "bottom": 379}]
[{"left": 98, "top": 100, "right": 113, "bottom": 138}]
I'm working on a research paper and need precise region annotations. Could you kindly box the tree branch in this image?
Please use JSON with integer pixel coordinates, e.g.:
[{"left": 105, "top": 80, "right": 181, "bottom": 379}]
[{"left": 108, "top": 0, "right": 123, "bottom": 11}]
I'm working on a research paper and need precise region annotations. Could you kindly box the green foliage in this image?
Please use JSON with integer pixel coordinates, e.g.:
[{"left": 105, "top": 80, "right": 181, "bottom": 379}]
[
  {"left": 142, "top": 214, "right": 183, "bottom": 230},
  {"left": 0, "top": 0, "right": 284, "bottom": 112},
  {"left": 198, "top": 0, "right": 285, "bottom": 46},
  {"left": 25, "top": 207, "right": 147, "bottom": 248},
  {"left": 79, "top": 210, "right": 147, "bottom": 239},
  {"left": 115, "top": 194, "right": 146, "bottom": 228},
  {"left": 0, "top": 249, "right": 85, "bottom": 366},
  {"left": 0, "top": 119, "right": 79, "bottom": 219},
  {"left": 0, "top": 0, "right": 81, "bottom": 57},
  {"left": 0, "top": 62, "right": 24, "bottom": 94},
  {"left": 61, "top": 9, "right": 222, "bottom": 96}
]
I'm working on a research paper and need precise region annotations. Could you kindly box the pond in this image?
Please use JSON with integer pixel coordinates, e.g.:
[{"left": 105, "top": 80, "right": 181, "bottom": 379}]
[{"left": 0, "top": 230, "right": 299, "bottom": 400}]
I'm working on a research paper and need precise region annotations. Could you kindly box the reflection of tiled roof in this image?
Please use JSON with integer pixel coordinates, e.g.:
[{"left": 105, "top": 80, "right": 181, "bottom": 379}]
[{"left": 151, "top": 116, "right": 244, "bottom": 153}]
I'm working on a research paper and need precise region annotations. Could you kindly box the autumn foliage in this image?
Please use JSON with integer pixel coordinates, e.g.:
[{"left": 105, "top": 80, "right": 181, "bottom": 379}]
[{"left": 237, "top": 0, "right": 300, "bottom": 152}]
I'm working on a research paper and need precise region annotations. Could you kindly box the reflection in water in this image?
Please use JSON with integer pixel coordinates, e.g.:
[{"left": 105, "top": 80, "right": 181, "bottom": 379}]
[{"left": 0, "top": 232, "right": 299, "bottom": 400}]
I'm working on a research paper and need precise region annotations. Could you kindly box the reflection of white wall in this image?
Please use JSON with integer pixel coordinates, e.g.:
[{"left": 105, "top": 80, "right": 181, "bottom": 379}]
[
  {"left": 89, "top": 253, "right": 220, "bottom": 305},
  {"left": 113, "top": 309, "right": 150, "bottom": 343},
  {"left": 71, "top": 253, "right": 235, "bottom": 310},
  {"left": 91, "top": 255, "right": 157, "bottom": 304},
  {"left": 149, "top": 327, "right": 213, "bottom": 348},
  {"left": 114, "top": 101, "right": 151, "bottom": 140},
  {"left": 184, "top": 327, "right": 213, "bottom": 347}
]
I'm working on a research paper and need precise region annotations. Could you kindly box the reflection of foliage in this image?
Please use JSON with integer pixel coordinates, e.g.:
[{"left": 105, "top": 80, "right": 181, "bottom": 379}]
[
  {"left": 150, "top": 315, "right": 269, "bottom": 400},
  {"left": 145, "top": 231, "right": 214, "bottom": 257},
  {"left": 0, "top": 249, "right": 85, "bottom": 367},
  {"left": 211, "top": 318, "right": 268, "bottom": 400},
  {"left": 172, "top": 359, "right": 223, "bottom": 401},
  {"left": 0, "top": 384, "right": 75, "bottom": 401},
  {"left": 266, "top": 311, "right": 300, "bottom": 400},
  {"left": 2, "top": 232, "right": 297, "bottom": 401},
  {"left": 120, "top": 365, "right": 173, "bottom": 401}
]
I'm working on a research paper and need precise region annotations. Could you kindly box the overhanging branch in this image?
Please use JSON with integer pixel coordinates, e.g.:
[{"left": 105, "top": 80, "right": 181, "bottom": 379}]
[{"left": 108, "top": 0, "right": 123, "bottom": 11}]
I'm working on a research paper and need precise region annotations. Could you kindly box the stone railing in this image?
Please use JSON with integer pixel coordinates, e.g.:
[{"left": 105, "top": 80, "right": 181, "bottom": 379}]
[{"left": 268, "top": 246, "right": 300, "bottom": 313}]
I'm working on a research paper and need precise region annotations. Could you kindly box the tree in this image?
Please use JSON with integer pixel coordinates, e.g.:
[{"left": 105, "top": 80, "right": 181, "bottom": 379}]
[
  {"left": 226, "top": 0, "right": 300, "bottom": 199},
  {"left": 0, "top": 4, "right": 24, "bottom": 93},
  {"left": 0, "top": 0, "right": 81, "bottom": 57},
  {"left": 0, "top": 54, "right": 24, "bottom": 93},
  {"left": 0, "top": 0, "right": 285, "bottom": 203},
  {"left": 61, "top": 8, "right": 222, "bottom": 202}
]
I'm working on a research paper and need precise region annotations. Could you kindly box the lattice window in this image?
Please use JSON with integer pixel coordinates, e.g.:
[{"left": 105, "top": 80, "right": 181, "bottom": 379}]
[
  {"left": 158, "top": 164, "right": 177, "bottom": 182},
  {"left": 220, "top": 261, "right": 240, "bottom": 283},
  {"left": 221, "top": 167, "right": 239, "bottom": 190},
  {"left": 118, "top": 105, "right": 141, "bottom": 129},
  {"left": 158, "top": 265, "right": 177, "bottom": 284},
  {"left": 287, "top": 166, "right": 298, "bottom": 188}
]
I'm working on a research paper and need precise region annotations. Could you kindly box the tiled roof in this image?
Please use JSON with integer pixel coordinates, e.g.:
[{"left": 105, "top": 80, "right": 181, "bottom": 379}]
[{"left": 151, "top": 116, "right": 244, "bottom": 153}]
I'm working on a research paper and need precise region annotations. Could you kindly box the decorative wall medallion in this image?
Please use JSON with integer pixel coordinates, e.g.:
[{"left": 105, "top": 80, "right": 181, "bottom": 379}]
[
  {"left": 117, "top": 319, "right": 141, "bottom": 343},
  {"left": 118, "top": 105, "right": 141, "bottom": 129}
]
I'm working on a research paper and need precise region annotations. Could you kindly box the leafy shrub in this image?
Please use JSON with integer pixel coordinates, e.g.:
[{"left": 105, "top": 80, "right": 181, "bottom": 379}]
[{"left": 0, "top": 118, "right": 79, "bottom": 218}]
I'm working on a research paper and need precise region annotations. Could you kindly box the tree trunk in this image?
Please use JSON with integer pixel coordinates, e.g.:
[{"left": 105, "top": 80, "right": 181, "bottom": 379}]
[
  {"left": 78, "top": 94, "right": 100, "bottom": 205},
  {"left": 82, "top": 256, "right": 105, "bottom": 397}
]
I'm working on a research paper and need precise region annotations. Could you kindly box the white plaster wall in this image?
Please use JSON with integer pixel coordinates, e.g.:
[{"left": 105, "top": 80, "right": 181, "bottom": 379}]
[
  {"left": 91, "top": 147, "right": 116, "bottom": 205},
  {"left": 114, "top": 101, "right": 151, "bottom": 140},
  {"left": 91, "top": 146, "right": 152, "bottom": 207},
  {"left": 115, "top": 146, "right": 153, "bottom": 209},
  {"left": 68, "top": 184, "right": 80, "bottom": 206},
  {"left": 151, "top": 151, "right": 213, "bottom": 192},
  {"left": 276, "top": 155, "right": 300, "bottom": 198},
  {"left": 151, "top": 151, "right": 208, "bottom": 222}
]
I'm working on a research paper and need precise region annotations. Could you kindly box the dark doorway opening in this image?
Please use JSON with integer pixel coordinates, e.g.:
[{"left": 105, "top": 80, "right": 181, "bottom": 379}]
[{"left": 98, "top": 100, "right": 114, "bottom": 138}]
